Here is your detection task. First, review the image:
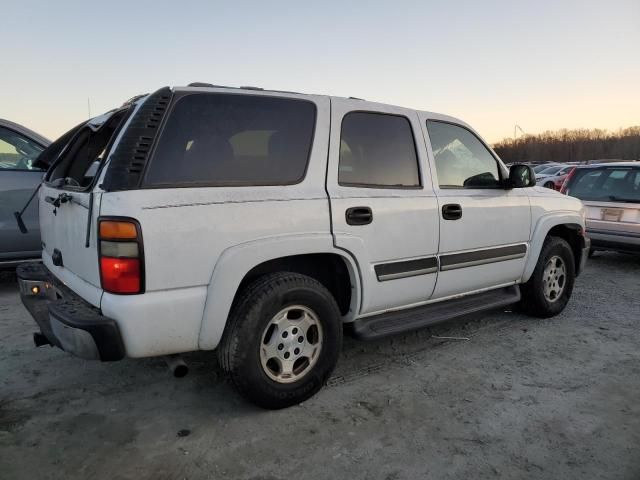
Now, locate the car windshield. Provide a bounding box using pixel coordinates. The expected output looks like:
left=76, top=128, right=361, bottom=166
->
left=533, top=164, right=555, bottom=173
left=538, top=165, right=564, bottom=176
left=567, top=167, right=640, bottom=202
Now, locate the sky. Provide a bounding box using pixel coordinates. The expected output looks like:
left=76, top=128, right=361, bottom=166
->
left=3, top=0, right=639, bottom=144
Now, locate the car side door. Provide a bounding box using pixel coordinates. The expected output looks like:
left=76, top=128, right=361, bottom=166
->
left=327, top=99, right=440, bottom=316
left=0, top=126, right=46, bottom=262
left=419, top=116, right=532, bottom=299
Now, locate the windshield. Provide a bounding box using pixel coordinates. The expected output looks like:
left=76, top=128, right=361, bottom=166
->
left=567, top=167, right=640, bottom=202
left=533, top=164, right=555, bottom=173
left=538, top=165, right=564, bottom=176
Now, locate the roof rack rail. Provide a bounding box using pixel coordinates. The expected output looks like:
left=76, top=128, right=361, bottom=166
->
left=187, top=82, right=228, bottom=88
left=240, top=86, right=263, bottom=91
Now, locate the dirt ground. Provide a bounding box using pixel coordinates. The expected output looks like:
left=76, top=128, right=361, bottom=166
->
left=1, top=252, right=639, bottom=480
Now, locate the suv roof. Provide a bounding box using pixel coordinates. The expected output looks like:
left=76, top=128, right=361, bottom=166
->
left=575, top=161, right=640, bottom=169
left=172, top=83, right=469, bottom=129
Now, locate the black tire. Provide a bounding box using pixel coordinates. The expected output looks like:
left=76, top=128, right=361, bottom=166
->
left=218, top=272, right=342, bottom=409
left=519, top=236, right=576, bottom=318
left=544, top=181, right=555, bottom=189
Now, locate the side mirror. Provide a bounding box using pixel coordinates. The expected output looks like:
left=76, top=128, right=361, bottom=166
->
left=507, top=164, right=536, bottom=188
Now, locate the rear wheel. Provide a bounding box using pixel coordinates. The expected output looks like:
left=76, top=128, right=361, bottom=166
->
left=519, top=236, right=575, bottom=318
left=218, top=272, right=342, bottom=409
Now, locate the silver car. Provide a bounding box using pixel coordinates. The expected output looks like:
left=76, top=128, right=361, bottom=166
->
left=0, top=119, right=50, bottom=267
left=563, top=162, right=640, bottom=254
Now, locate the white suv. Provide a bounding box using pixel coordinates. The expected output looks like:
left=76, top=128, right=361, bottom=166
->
left=18, top=84, right=590, bottom=408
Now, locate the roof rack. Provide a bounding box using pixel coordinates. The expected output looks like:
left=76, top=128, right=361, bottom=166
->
left=188, top=82, right=227, bottom=88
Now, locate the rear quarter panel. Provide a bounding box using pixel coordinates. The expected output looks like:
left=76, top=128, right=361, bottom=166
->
left=98, top=95, right=334, bottom=356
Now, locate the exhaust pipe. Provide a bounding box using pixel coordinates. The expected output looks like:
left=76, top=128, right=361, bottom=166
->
left=164, top=355, right=189, bottom=378
left=33, top=332, right=52, bottom=347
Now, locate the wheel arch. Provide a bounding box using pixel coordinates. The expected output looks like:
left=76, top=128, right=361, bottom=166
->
left=522, top=213, right=587, bottom=282
left=198, top=234, right=361, bottom=350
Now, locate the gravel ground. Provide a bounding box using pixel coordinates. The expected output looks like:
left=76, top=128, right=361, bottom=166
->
left=1, top=252, right=639, bottom=480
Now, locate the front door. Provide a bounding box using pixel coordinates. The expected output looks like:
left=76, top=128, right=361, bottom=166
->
left=327, top=99, right=440, bottom=316
left=0, top=126, right=46, bottom=261
left=420, top=117, right=531, bottom=299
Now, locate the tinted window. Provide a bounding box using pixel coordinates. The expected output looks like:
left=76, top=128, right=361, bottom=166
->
left=0, top=127, right=45, bottom=171
left=338, top=112, right=420, bottom=188
left=568, top=167, right=640, bottom=202
left=144, top=94, right=316, bottom=186
left=427, top=121, right=501, bottom=188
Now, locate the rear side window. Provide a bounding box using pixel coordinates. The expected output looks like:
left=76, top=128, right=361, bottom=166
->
left=338, top=112, right=420, bottom=188
left=568, top=167, right=640, bottom=202
left=144, top=94, right=316, bottom=187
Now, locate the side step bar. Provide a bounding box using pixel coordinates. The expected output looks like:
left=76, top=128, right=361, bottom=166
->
left=352, top=285, right=521, bottom=340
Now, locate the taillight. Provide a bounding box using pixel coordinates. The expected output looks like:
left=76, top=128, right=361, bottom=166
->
left=560, top=167, right=576, bottom=194
left=98, top=218, right=144, bottom=294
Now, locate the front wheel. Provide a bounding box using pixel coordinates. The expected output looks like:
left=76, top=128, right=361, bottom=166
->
left=519, top=236, right=576, bottom=318
left=544, top=181, right=555, bottom=189
left=218, top=272, right=342, bottom=409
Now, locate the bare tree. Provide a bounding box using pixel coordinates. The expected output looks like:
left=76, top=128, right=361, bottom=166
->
left=493, top=126, right=640, bottom=164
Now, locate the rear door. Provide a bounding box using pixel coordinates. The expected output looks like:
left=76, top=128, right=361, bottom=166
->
left=0, top=125, right=47, bottom=261
left=420, top=116, right=531, bottom=299
left=39, top=108, right=131, bottom=306
left=327, top=99, right=439, bottom=316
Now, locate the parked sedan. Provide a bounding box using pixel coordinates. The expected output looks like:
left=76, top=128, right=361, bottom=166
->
left=562, top=162, right=640, bottom=254
left=532, top=163, right=560, bottom=174
left=536, top=164, right=574, bottom=189
left=0, top=119, right=50, bottom=268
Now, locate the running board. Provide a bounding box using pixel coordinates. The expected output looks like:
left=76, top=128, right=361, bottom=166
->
left=351, top=285, right=521, bottom=340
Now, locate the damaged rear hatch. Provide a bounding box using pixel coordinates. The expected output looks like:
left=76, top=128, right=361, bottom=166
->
left=38, top=102, right=138, bottom=306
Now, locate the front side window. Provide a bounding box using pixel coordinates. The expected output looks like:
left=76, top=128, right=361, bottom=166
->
left=338, top=112, right=420, bottom=188
left=427, top=121, right=501, bottom=188
left=144, top=94, right=316, bottom=186
left=0, top=127, right=45, bottom=171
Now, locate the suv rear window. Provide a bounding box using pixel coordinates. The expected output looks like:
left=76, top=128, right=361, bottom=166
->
left=567, top=167, right=640, bottom=202
left=144, top=93, right=316, bottom=187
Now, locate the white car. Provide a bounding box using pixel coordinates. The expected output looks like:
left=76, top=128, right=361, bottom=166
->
left=18, top=84, right=590, bottom=408
left=536, top=165, right=575, bottom=189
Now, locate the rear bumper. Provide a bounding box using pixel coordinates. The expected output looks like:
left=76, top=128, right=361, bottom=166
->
left=17, top=263, right=125, bottom=361
left=587, top=229, right=640, bottom=253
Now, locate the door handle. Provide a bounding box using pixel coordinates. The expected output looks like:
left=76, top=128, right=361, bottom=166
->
left=346, top=206, right=373, bottom=226
left=442, top=203, right=462, bottom=220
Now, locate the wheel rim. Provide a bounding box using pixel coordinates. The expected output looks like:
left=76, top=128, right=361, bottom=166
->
left=259, top=305, right=323, bottom=384
left=542, top=255, right=567, bottom=302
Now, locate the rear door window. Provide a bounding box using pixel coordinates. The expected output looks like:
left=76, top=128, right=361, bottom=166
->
left=143, top=93, right=316, bottom=187
left=338, top=112, right=420, bottom=188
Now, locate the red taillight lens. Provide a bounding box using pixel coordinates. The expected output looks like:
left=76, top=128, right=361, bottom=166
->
left=98, top=218, right=143, bottom=294
left=100, top=257, right=141, bottom=294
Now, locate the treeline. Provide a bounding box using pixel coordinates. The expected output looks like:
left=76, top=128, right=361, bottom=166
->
left=493, top=126, right=640, bottom=164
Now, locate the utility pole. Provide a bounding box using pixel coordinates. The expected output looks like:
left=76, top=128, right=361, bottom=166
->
left=87, top=98, right=91, bottom=118
left=514, top=124, right=525, bottom=140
